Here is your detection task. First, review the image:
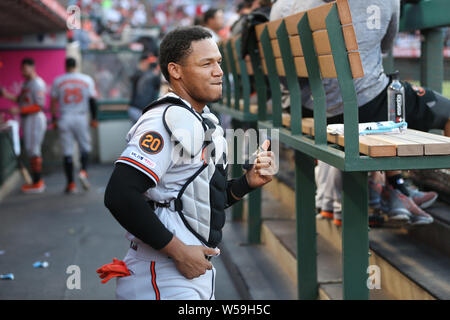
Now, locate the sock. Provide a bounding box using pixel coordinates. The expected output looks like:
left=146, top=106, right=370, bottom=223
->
left=30, top=157, right=42, bottom=184
left=80, top=152, right=89, bottom=172
left=387, top=174, right=410, bottom=196
left=64, top=156, right=74, bottom=184
left=32, top=172, right=41, bottom=184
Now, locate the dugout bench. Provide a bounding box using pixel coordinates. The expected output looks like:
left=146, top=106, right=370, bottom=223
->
left=211, top=0, right=450, bottom=300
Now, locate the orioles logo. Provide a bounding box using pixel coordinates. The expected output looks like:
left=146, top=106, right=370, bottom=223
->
left=139, top=131, right=164, bottom=154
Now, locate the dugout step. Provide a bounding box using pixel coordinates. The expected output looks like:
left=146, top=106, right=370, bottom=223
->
left=219, top=213, right=297, bottom=300
left=260, top=182, right=450, bottom=299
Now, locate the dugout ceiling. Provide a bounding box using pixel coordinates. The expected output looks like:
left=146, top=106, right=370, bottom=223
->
left=0, top=0, right=68, bottom=37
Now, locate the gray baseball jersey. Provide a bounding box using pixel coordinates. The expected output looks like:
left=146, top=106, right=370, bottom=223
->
left=51, top=72, right=96, bottom=155
left=18, top=77, right=47, bottom=157
left=18, top=76, right=46, bottom=109
left=51, top=72, right=96, bottom=115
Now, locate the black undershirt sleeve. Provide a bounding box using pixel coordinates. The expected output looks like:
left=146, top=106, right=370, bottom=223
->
left=104, top=163, right=173, bottom=250
left=225, top=174, right=255, bottom=208
left=89, top=97, right=98, bottom=120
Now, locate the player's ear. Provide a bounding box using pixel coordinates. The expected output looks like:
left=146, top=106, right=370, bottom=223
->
left=167, top=62, right=182, bottom=81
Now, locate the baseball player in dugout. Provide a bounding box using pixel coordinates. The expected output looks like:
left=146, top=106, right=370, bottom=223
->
left=1, top=58, right=47, bottom=193
left=51, top=57, right=98, bottom=194
left=99, top=26, right=277, bottom=300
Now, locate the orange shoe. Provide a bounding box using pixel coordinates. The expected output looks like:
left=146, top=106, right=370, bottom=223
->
left=65, top=182, right=77, bottom=194
left=21, top=180, right=45, bottom=194
left=333, top=212, right=342, bottom=227
left=320, top=210, right=334, bottom=219
left=78, top=170, right=90, bottom=190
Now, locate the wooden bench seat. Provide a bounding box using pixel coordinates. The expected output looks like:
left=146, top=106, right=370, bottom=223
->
left=281, top=114, right=450, bottom=157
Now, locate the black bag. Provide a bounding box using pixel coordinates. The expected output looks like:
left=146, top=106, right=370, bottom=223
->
left=240, top=7, right=270, bottom=59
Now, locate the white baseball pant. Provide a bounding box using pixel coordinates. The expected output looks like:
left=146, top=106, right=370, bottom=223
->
left=58, top=113, right=92, bottom=156
left=23, top=111, right=46, bottom=157
left=116, top=242, right=216, bottom=300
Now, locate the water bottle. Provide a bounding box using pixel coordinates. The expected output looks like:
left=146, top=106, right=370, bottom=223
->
left=387, top=71, right=406, bottom=124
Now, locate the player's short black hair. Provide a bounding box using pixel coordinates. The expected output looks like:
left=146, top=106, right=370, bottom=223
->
left=159, top=26, right=212, bottom=82
left=203, top=8, right=220, bottom=25
left=21, top=58, right=35, bottom=66
left=66, top=57, right=77, bottom=69
left=238, top=0, right=253, bottom=11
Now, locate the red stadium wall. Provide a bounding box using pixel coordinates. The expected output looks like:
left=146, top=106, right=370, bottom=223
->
left=0, top=49, right=66, bottom=122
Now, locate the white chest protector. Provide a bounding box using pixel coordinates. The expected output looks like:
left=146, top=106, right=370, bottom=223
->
left=142, top=96, right=228, bottom=248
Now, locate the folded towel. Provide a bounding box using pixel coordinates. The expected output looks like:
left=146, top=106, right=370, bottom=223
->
left=327, top=121, right=407, bottom=136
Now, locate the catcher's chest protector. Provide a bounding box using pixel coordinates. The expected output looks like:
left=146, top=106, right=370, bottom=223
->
left=143, top=96, right=228, bottom=247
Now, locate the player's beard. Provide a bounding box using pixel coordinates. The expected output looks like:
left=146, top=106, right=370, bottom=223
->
left=191, top=89, right=222, bottom=105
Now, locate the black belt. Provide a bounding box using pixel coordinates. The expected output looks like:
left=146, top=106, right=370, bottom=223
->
left=148, top=199, right=182, bottom=211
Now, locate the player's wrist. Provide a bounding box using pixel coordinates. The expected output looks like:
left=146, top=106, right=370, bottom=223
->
left=160, top=234, right=185, bottom=261
left=231, top=174, right=255, bottom=199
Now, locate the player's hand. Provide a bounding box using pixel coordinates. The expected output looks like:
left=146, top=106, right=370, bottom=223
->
left=90, top=119, right=98, bottom=128
left=245, top=139, right=277, bottom=189
left=9, top=107, right=20, bottom=115
left=172, top=245, right=218, bottom=279
left=160, top=236, right=218, bottom=279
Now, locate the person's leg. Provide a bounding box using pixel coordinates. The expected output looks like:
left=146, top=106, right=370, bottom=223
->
left=63, top=156, right=74, bottom=184
left=59, top=117, right=77, bottom=192
left=74, top=114, right=92, bottom=190
left=116, top=245, right=214, bottom=300
left=315, top=161, right=333, bottom=219
left=22, top=113, right=46, bottom=193
left=328, top=166, right=343, bottom=227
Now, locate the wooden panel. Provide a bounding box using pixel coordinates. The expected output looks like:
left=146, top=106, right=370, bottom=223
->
left=307, top=0, right=352, bottom=31
left=261, top=58, right=268, bottom=75
left=335, top=135, right=397, bottom=157
left=342, top=24, right=358, bottom=51
left=294, top=56, right=308, bottom=77
left=258, top=42, right=264, bottom=59
left=289, top=35, right=303, bottom=56
left=312, top=27, right=358, bottom=55
left=318, top=54, right=337, bottom=78
left=282, top=112, right=290, bottom=128
left=302, top=117, right=315, bottom=135
left=283, top=115, right=396, bottom=157
left=234, top=57, right=241, bottom=74
left=318, top=53, right=364, bottom=79
left=357, top=136, right=397, bottom=157
left=245, top=55, right=254, bottom=75
left=399, top=131, right=450, bottom=155
left=267, top=18, right=283, bottom=39
left=348, top=52, right=364, bottom=78
left=285, top=11, right=305, bottom=35
left=368, top=135, right=423, bottom=156
left=407, top=129, right=450, bottom=143
left=312, top=29, right=331, bottom=55
left=275, top=57, right=285, bottom=76
left=336, top=0, right=353, bottom=25
left=230, top=38, right=241, bottom=74
left=306, top=2, right=334, bottom=31
left=255, top=23, right=267, bottom=40
left=271, top=39, right=281, bottom=58
left=282, top=115, right=314, bottom=135
left=245, top=60, right=253, bottom=75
